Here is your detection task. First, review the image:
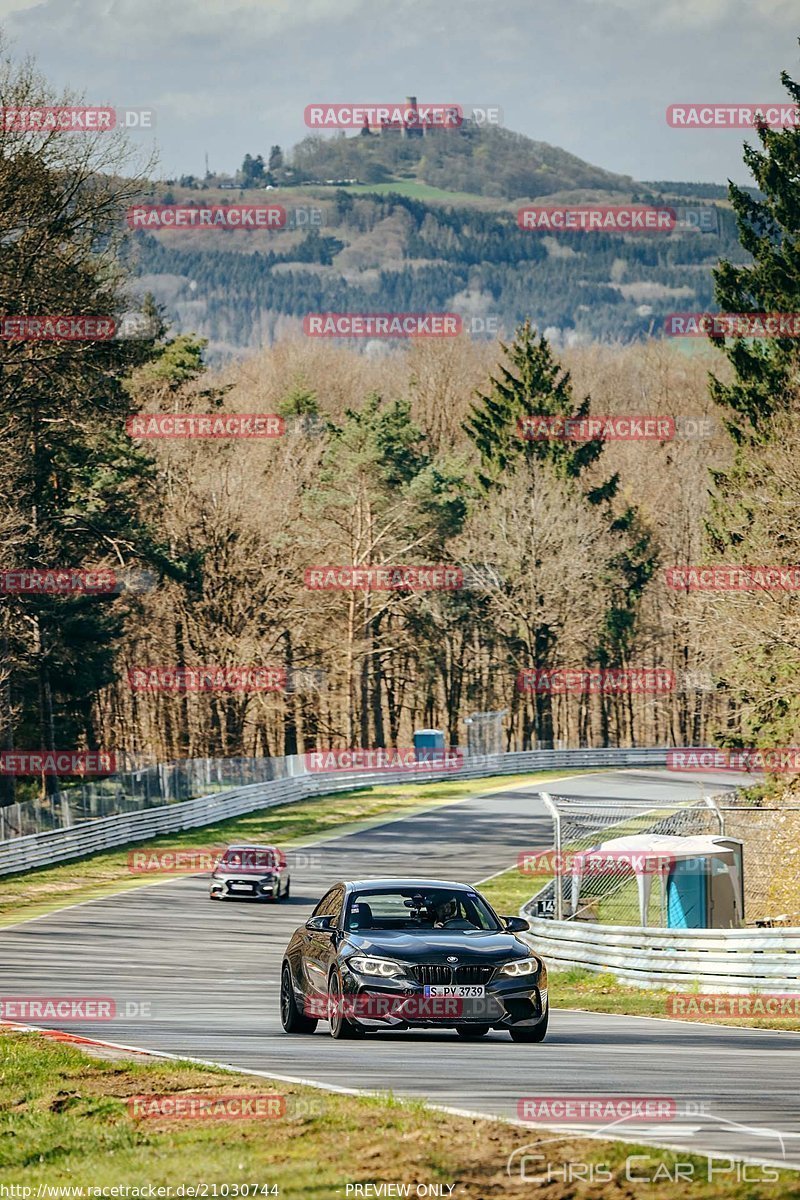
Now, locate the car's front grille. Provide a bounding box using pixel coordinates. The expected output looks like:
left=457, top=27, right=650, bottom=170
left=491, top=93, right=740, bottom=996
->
left=455, top=965, right=495, bottom=985
left=412, top=965, right=451, bottom=986
left=410, top=964, right=495, bottom=986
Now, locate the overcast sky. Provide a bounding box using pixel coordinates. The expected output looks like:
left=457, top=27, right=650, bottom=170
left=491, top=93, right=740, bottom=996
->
left=1, top=0, right=797, bottom=184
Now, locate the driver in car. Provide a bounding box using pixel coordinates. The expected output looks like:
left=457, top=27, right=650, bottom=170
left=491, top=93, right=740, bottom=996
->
left=432, top=896, right=474, bottom=929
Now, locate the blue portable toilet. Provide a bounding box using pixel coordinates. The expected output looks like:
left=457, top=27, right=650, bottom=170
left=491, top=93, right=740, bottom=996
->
left=570, top=833, right=744, bottom=928
left=666, top=838, right=744, bottom=929
left=413, top=728, right=445, bottom=766
left=667, top=858, right=708, bottom=929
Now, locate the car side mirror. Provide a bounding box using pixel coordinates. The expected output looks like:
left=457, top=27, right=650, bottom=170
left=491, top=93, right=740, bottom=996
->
left=503, top=916, right=530, bottom=933
left=306, top=915, right=336, bottom=933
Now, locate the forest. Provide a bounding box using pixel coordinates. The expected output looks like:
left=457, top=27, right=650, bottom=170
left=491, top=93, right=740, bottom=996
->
left=1, top=50, right=800, bottom=802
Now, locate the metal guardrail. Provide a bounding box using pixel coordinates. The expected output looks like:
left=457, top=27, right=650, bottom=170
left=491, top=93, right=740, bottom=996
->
left=520, top=915, right=800, bottom=992
left=0, top=755, right=303, bottom=840
left=4, top=741, right=791, bottom=992
left=0, top=746, right=668, bottom=877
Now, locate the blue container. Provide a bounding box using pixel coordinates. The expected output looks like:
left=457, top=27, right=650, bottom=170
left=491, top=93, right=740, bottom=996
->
left=667, top=859, right=708, bottom=928
left=413, top=728, right=445, bottom=766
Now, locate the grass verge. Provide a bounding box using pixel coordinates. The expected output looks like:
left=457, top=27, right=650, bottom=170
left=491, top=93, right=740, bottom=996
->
left=1, top=1029, right=796, bottom=1198
left=0, top=771, right=579, bottom=928
left=549, top=968, right=800, bottom=1032
left=479, top=863, right=553, bottom=913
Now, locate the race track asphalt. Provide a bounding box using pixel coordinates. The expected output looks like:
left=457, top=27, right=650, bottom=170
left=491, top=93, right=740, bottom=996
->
left=1, top=767, right=798, bottom=1172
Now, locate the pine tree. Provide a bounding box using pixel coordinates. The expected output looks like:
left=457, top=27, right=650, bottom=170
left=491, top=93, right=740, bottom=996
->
left=704, top=61, right=800, bottom=745
left=708, top=65, right=800, bottom=557
left=464, top=320, right=610, bottom=493
left=465, top=321, right=655, bottom=746
left=710, top=66, right=800, bottom=445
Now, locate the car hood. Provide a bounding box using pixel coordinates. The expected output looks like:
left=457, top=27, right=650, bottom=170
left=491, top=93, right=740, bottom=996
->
left=343, top=929, right=534, bottom=963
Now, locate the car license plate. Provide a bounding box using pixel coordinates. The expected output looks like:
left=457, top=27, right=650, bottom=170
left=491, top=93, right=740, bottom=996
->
left=230, top=883, right=253, bottom=891
left=423, top=984, right=485, bottom=998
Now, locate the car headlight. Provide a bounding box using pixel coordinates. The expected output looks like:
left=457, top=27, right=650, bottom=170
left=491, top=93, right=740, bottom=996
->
left=347, top=956, right=406, bottom=978
left=499, top=957, right=540, bottom=978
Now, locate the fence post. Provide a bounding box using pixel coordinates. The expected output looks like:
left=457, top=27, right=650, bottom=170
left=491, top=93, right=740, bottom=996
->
left=540, top=792, right=563, bottom=920
left=704, top=793, right=725, bottom=835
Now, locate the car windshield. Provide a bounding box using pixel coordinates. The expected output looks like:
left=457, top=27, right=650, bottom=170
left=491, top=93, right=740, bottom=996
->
left=221, top=849, right=275, bottom=869
left=345, top=887, right=500, bottom=932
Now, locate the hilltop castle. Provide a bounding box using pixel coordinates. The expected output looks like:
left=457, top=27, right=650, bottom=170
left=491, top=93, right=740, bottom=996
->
left=359, top=96, right=464, bottom=138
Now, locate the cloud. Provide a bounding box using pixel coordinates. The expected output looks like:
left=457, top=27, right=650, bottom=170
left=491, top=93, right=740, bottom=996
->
left=3, top=0, right=369, bottom=45
left=582, top=0, right=799, bottom=27
left=0, top=0, right=797, bottom=182
left=0, top=0, right=41, bottom=16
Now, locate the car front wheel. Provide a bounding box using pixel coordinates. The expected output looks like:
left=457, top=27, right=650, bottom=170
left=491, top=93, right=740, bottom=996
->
left=509, top=1011, right=548, bottom=1042
left=280, top=965, right=318, bottom=1034
left=328, top=968, right=365, bottom=1039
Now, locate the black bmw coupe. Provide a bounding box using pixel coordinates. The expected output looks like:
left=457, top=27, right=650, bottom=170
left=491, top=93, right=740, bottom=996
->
left=280, top=878, right=548, bottom=1041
